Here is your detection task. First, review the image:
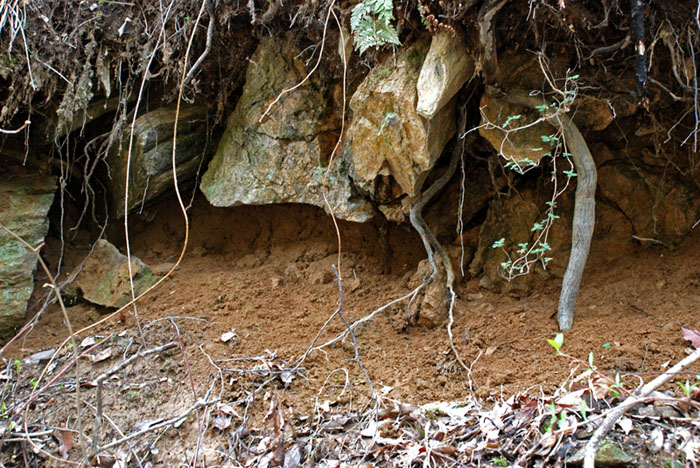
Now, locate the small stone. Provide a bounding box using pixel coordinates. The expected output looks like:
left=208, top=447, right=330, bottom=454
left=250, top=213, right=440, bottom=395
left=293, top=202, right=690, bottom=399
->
left=565, top=440, right=636, bottom=465
left=309, top=270, right=334, bottom=285
left=271, top=275, right=283, bottom=288
left=479, top=275, right=493, bottom=290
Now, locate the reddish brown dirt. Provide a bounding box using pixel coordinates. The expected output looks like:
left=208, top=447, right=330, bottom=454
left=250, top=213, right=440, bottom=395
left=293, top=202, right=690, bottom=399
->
left=15, top=195, right=700, bottom=399
left=4, top=195, right=700, bottom=464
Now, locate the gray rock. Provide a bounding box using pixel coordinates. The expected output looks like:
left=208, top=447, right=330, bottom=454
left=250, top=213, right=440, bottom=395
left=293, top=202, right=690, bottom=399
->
left=200, top=35, right=372, bottom=222
left=106, top=104, right=210, bottom=217
left=0, top=173, right=56, bottom=334
left=72, top=239, right=157, bottom=308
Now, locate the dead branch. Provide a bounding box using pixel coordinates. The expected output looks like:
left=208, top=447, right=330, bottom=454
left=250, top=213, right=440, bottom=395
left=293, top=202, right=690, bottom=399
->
left=583, top=346, right=700, bottom=468
left=0, top=222, right=85, bottom=462
left=89, top=398, right=219, bottom=460
left=92, top=342, right=178, bottom=454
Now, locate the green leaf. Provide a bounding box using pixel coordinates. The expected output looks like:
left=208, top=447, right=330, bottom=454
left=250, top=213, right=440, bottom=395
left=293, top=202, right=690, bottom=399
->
left=491, top=238, right=505, bottom=248
left=547, top=333, right=564, bottom=353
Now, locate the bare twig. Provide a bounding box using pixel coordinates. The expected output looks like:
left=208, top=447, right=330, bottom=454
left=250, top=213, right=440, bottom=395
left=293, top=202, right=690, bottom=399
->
left=0, top=223, right=85, bottom=464
left=90, top=398, right=219, bottom=459
left=583, top=346, right=700, bottom=468
left=92, top=342, right=177, bottom=454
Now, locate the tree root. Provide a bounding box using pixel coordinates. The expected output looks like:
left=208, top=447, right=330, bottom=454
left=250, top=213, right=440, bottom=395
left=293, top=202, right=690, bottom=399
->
left=408, top=105, right=466, bottom=323
left=408, top=104, right=468, bottom=371
left=496, top=89, right=597, bottom=332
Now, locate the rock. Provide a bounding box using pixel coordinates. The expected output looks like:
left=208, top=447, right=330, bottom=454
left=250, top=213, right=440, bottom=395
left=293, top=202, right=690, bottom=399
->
left=0, top=173, right=56, bottom=334
left=479, top=94, right=552, bottom=166
left=469, top=187, right=634, bottom=289
left=309, top=269, right=334, bottom=285
left=107, top=104, right=210, bottom=217
left=469, top=193, right=541, bottom=288
left=566, top=440, right=636, bottom=466
left=345, top=38, right=456, bottom=210
left=572, top=96, right=615, bottom=131
left=72, top=239, right=158, bottom=308
left=598, top=162, right=700, bottom=246
left=416, top=28, right=474, bottom=119
left=200, top=35, right=372, bottom=223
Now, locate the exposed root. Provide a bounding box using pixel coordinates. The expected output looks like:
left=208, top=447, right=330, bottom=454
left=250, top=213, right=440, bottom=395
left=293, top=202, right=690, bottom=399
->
left=496, top=89, right=597, bottom=332
left=408, top=104, right=466, bottom=324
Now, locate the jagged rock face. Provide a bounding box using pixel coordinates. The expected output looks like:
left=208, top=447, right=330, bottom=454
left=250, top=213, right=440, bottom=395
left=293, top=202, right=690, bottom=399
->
left=200, top=36, right=373, bottom=223
left=107, top=104, right=210, bottom=217
left=72, top=239, right=157, bottom=308
left=0, top=173, right=56, bottom=333
left=599, top=163, right=700, bottom=245
left=416, top=29, right=474, bottom=119
left=478, top=94, right=552, bottom=166
left=345, top=38, right=456, bottom=220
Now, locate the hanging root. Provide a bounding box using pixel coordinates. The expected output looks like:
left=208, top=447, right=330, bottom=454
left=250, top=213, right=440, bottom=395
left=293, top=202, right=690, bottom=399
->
left=408, top=104, right=467, bottom=324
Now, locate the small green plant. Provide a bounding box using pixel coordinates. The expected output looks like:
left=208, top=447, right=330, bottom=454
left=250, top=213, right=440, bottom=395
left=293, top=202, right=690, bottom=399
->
left=492, top=456, right=509, bottom=467
left=13, top=359, right=21, bottom=374
left=351, top=0, right=400, bottom=54
left=486, top=72, right=581, bottom=281
left=543, top=402, right=567, bottom=433
left=1, top=402, right=7, bottom=418
left=609, top=372, right=626, bottom=398
left=676, top=379, right=698, bottom=398
left=577, top=400, right=589, bottom=421
left=547, top=333, right=564, bottom=354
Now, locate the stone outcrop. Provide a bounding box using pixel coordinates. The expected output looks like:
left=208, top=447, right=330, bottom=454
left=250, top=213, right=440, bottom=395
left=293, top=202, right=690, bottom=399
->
left=468, top=187, right=634, bottom=290
left=478, top=94, right=552, bottom=166
left=72, top=239, right=157, bottom=308
left=107, top=104, right=210, bottom=217
left=200, top=35, right=373, bottom=222
left=0, top=172, right=56, bottom=333
left=416, top=29, right=474, bottom=119
left=345, top=38, right=456, bottom=220
left=598, top=163, right=700, bottom=245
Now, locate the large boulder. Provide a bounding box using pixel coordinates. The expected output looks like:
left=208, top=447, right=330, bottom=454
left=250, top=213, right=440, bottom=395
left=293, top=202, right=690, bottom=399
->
left=345, top=38, right=456, bottom=220
left=200, top=35, right=372, bottom=222
left=107, top=104, right=210, bottom=217
left=72, top=239, right=157, bottom=308
left=0, top=172, right=56, bottom=333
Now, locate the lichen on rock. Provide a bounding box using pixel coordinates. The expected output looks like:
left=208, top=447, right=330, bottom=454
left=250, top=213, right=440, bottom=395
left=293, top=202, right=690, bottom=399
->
left=0, top=173, right=56, bottom=334
left=200, top=35, right=373, bottom=223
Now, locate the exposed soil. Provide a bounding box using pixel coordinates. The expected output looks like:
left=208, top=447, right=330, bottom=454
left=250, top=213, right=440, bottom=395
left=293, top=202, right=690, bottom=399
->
left=4, top=195, right=700, bottom=466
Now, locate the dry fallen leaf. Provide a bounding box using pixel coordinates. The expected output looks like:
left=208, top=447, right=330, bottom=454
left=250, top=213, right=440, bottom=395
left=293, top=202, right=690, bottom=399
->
left=58, top=428, right=72, bottom=459
left=681, top=327, right=700, bottom=349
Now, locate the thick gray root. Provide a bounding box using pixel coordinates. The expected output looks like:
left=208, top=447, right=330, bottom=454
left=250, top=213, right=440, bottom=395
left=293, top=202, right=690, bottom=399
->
left=557, top=119, right=597, bottom=331
left=495, top=89, right=598, bottom=332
